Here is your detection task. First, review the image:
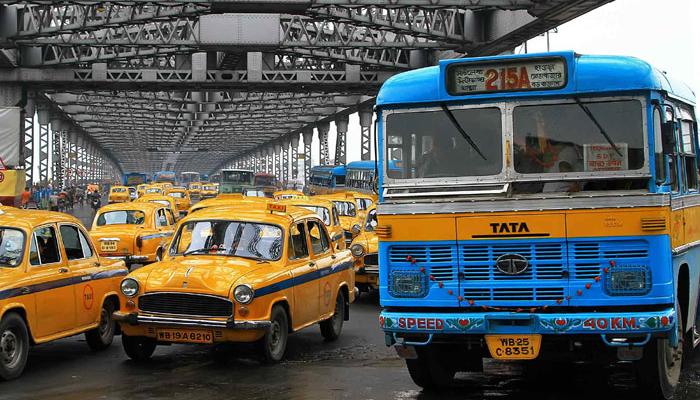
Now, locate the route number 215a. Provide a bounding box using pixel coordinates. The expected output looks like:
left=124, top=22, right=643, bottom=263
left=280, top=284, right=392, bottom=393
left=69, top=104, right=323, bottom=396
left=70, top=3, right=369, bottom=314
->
left=485, top=67, right=532, bottom=91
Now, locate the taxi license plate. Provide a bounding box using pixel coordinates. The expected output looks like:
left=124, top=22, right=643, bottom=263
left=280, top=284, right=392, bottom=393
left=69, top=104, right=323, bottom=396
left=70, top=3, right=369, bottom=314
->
left=485, top=334, right=541, bottom=360
left=100, top=241, right=118, bottom=252
left=156, top=329, right=213, bottom=344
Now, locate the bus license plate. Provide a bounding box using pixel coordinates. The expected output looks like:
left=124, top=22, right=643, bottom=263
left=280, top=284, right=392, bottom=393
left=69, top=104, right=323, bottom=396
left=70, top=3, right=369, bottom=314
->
left=157, top=329, right=213, bottom=344
left=485, top=334, right=541, bottom=360
left=100, top=241, right=118, bottom=252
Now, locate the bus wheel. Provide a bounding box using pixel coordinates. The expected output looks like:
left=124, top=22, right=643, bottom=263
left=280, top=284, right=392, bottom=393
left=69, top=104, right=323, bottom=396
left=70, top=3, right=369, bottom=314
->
left=405, top=346, right=455, bottom=389
left=637, top=302, right=684, bottom=400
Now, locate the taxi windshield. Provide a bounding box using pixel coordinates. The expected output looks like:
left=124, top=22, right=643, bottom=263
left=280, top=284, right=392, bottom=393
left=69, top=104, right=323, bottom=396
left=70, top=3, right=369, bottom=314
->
left=333, top=201, right=356, bottom=217
left=169, top=192, right=186, bottom=198
left=299, top=206, right=331, bottom=225
left=111, top=187, right=127, bottom=193
left=171, top=220, right=283, bottom=261
left=150, top=200, right=170, bottom=207
left=145, top=188, right=162, bottom=193
left=97, top=210, right=146, bottom=226
left=0, top=228, right=25, bottom=268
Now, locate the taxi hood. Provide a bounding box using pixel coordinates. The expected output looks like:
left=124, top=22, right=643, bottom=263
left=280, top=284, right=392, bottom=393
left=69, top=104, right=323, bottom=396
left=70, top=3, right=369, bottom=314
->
left=141, top=257, right=266, bottom=297
left=91, top=224, right=145, bottom=237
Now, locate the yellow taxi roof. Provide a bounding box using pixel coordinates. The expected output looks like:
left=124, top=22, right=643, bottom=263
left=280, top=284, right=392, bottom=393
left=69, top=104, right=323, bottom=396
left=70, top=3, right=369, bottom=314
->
left=315, top=193, right=357, bottom=202
left=278, top=197, right=334, bottom=209
left=166, top=188, right=188, bottom=193
left=0, top=208, right=84, bottom=231
left=110, top=185, right=128, bottom=190
left=99, top=202, right=163, bottom=212
left=182, top=204, right=316, bottom=225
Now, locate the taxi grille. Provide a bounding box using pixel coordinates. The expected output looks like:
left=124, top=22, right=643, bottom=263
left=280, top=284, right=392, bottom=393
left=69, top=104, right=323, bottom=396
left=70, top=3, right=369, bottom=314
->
left=139, top=293, right=233, bottom=317
left=364, top=253, right=378, bottom=266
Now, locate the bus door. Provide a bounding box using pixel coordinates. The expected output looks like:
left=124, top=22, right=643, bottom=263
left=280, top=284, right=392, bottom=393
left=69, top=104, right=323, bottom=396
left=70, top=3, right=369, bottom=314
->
left=456, top=214, right=570, bottom=310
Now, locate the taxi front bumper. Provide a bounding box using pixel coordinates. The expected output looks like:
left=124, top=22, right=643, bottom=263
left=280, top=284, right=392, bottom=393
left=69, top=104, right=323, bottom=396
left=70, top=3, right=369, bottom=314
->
left=113, top=311, right=271, bottom=330
left=380, top=307, right=677, bottom=346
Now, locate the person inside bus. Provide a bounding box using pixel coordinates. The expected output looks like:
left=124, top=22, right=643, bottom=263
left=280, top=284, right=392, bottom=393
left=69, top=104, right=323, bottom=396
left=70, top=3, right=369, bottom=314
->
left=542, top=161, right=582, bottom=193
left=419, top=135, right=459, bottom=177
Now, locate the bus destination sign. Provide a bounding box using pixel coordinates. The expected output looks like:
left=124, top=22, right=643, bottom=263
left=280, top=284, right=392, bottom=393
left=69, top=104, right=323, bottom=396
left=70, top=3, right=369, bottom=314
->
left=447, top=58, right=567, bottom=95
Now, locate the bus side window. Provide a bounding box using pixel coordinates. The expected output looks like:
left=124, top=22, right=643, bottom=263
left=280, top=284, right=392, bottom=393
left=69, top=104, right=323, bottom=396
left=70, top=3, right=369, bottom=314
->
left=679, top=106, right=698, bottom=191
left=663, top=104, right=679, bottom=192
left=653, top=107, right=666, bottom=184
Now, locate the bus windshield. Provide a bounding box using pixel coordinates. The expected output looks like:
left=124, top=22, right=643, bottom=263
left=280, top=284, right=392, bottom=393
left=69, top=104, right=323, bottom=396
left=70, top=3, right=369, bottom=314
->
left=385, top=107, right=503, bottom=179
left=255, top=175, right=276, bottom=186
left=223, top=171, right=253, bottom=184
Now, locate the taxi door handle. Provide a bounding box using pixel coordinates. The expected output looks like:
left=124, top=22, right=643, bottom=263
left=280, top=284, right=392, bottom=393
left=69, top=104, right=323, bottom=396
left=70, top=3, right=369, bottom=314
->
left=20, top=287, right=30, bottom=295
left=92, top=262, right=101, bottom=268
left=58, top=267, right=69, bottom=274
left=308, top=262, right=316, bottom=267
left=331, top=254, right=336, bottom=260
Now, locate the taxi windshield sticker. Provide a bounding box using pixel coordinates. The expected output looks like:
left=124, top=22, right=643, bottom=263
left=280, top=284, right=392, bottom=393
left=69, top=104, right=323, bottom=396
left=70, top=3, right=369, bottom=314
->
left=447, top=57, right=566, bottom=95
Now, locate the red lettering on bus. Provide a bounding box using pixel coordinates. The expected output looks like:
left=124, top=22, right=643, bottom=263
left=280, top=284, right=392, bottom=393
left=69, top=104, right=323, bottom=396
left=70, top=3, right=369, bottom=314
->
left=485, top=69, right=498, bottom=90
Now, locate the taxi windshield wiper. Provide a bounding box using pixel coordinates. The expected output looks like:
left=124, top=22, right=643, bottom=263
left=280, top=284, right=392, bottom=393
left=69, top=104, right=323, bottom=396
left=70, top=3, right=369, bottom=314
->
left=182, top=248, right=213, bottom=256
left=575, top=98, right=622, bottom=156
left=440, top=103, right=487, bottom=161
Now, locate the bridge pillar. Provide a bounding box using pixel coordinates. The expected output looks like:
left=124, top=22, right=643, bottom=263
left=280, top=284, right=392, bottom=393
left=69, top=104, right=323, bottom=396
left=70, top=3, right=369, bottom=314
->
left=68, top=130, right=78, bottom=188
left=281, top=137, right=290, bottom=187
left=359, top=107, right=373, bottom=161
left=334, top=115, right=348, bottom=165
left=23, top=96, right=35, bottom=185
left=50, top=116, right=65, bottom=188
left=274, top=142, right=282, bottom=182
left=317, top=121, right=330, bottom=165
left=36, top=103, right=50, bottom=184
left=302, top=128, right=313, bottom=186
left=267, top=146, right=275, bottom=175
left=290, top=133, right=300, bottom=181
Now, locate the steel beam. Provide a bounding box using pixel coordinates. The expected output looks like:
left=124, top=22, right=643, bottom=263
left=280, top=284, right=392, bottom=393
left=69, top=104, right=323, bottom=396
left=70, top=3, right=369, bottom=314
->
left=358, top=107, right=372, bottom=161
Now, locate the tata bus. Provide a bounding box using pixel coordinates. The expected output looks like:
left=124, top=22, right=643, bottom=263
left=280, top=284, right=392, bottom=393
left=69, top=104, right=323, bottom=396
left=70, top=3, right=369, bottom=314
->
left=308, top=165, right=346, bottom=195
left=219, top=168, right=254, bottom=194
left=122, top=172, right=148, bottom=187
left=254, top=172, right=278, bottom=197
left=375, top=51, right=698, bottom=399
left=153, top=171, right=176, bottom=185
left=180, top=171, right=201, bottom=186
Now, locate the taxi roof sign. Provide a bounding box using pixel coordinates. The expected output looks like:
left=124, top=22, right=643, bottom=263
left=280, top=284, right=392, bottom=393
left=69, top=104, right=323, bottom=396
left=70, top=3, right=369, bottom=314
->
left=267, top=203, right=287, bottom=213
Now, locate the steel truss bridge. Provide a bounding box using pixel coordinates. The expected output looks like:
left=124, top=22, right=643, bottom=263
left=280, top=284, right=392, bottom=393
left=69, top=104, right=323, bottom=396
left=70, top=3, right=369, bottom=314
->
left=0, top=0, right=612, bottom=186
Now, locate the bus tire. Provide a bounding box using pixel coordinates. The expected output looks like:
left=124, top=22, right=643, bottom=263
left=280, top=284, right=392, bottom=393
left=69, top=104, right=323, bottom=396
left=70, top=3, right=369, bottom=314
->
left=636, top=301, right=684, bottom=400
left=0, top=312, right=29, bottom=381
left=406, top=346, right=455, bottom=389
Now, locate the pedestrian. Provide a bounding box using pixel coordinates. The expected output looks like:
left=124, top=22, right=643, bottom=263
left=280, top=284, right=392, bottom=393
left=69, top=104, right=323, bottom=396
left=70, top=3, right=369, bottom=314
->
left=20, top=187, right=31, bottom=209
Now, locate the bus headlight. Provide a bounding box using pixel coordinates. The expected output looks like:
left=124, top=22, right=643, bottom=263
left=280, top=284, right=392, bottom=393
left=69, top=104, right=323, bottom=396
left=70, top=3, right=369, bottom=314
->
left=234, top=284, right=254, bottom=304
left=604, top=265, right=651, bottom=296
left=120, top=278, right=139, bottom=297
left=389, top=271, right=428, bottom=298
left=350, top=244, right=365, bottom=258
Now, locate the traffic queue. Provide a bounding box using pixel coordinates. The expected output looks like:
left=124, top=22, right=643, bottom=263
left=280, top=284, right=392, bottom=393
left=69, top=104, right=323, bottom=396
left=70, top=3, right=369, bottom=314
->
left=0, top=186, right=377, bottom=380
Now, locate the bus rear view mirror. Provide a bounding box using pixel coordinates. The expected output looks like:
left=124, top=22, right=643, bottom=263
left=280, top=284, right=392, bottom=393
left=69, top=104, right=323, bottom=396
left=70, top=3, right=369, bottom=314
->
left=661, top=121, right=676, bottom=154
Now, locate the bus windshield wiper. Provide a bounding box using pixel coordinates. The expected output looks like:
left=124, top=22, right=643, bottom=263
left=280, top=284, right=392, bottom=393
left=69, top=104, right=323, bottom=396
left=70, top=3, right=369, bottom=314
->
left=440, top=103, right=487, bottom=161
left=574, top=98, right=622, bottom=156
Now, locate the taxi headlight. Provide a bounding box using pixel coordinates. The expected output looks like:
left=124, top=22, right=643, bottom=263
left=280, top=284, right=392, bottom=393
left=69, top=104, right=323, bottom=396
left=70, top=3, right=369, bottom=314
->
left=120, top=278, right=139, bottom=297
left=234, top=284, right=254, bottom=304
left=350, top=244, right=365, bottom=258
left=351, top=224, right=361, bottom=235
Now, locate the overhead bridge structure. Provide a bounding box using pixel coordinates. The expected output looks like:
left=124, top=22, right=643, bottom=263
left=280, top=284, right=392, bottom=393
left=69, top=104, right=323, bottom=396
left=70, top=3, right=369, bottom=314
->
left=0, top=0, right=612, bottom=187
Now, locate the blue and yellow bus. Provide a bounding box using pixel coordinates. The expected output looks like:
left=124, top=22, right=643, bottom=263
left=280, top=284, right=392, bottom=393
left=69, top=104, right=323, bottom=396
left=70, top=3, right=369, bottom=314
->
left=122, top=172, right=148, bottom=187
left=153, top=171, right=176, bottom=185
left=308, top=165, right=346, bottom=194
left=375, top=51, right=698, bottom=398
left=346, top=161, right=376, bottom=193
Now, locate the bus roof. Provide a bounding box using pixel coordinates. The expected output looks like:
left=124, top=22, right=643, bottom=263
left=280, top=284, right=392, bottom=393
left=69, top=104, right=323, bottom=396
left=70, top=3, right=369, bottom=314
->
left=311, top=165, right=346, bottom=176
left=377, top=51, right=695, bottom=107
left=346, top=160, right=375, bottom=170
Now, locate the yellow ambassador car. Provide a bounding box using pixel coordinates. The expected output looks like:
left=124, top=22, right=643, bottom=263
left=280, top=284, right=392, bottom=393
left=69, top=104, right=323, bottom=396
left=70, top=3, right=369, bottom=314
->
left=200, top=183, right=218, bottom=199
left=0, top=208, right=127, bottom=380
left=135, top=194, right=178, bottom=219
left=346, top=191, right=376, bottom=222
left=273, top=190, right=305, bottom=200
left=278, top=197, right=345, bottom=251
left=188, top=195, right=270, bottom=214
left=143, top=185, right=165, bottom=196
left=108, top=186, right=131, bottom=204
left=166, top=187, right=191, bottom=218
left=136, top=184, right=149, bottom=198
left=188, top=182, right=202, bottom=199
left=90, top=202, right=177, bottom=268
left=113, top=203, right=355, bottom=363
left=348, top=206, right=378, bottom=293
left=315, top=193, right=363, bottom=247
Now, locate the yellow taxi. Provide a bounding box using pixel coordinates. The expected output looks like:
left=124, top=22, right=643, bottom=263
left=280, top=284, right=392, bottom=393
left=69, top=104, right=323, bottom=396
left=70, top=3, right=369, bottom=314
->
left=113, top=203, right=355, bottom=362
left=348, top=205, right=378, bottom=293
left=188, top=182, right=202, bottom=198
left=108, top=186, right=131, bottom=204
left=278, top=197, right=345, bottom=250
left=143, top=185, right=165, bottom=196
left=90, top=202, right=176, bottom=268
left=273, top=190, right=305, bottom=200
left=188, top=195, right=270, bottom=214
left=200, top=183, right=218, bottom=199
left=0, top=207, right=127, bottom=380
left=166, top=187, right=191, bottom=217
left=346, top=191, right=377, bottom=221
left=315, top=193, right=363, bottom=247
left=135, top=194, right=178, bottom=218
left=136, top=184, right=149, bottom=198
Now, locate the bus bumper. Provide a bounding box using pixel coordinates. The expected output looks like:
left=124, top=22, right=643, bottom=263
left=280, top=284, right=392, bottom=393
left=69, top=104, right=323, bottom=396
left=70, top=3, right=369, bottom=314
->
left=380, top=307, right=677, bottom=348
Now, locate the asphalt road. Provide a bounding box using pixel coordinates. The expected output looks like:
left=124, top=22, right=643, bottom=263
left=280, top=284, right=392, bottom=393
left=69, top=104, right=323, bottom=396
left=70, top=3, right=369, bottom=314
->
left=2, top=204, right=696, bottom=400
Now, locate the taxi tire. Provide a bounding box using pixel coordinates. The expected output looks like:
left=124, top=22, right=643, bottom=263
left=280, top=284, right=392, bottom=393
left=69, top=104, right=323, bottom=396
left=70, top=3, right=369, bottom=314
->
left=320, top=290, right=345, bottom=341
left=0, top=313, right=29, bottom=381
left=636, top=300, right=684, bottom=400
left=122, top=333, right=157, bottom=361
left=260, top=305, right=288, bottom=364
left=85, top=301, right=116, bottom=351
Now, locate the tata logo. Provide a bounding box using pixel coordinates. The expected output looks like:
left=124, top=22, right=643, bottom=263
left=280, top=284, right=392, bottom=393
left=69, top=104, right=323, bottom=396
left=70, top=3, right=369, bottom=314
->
left=490, top=222, right=530, bottom=234
left=495, top=254, right=529, bottom=275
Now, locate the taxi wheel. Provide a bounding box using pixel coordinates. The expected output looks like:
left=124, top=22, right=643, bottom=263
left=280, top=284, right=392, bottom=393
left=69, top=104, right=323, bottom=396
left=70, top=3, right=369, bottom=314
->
left=0, top=313, right=29, bottom=381
left=260, top=305, right=288, bottom=364
left=636, top=301, right=684, bottom=400
left=86, top=301, right=116, bottom=351
left=320, top=290, right=345, bottom=341
left=122, top=333, right=156, bottom=361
